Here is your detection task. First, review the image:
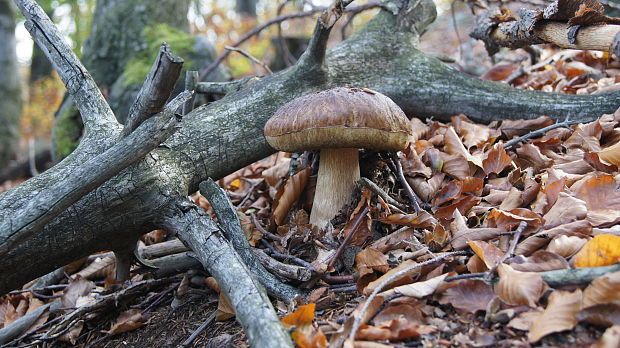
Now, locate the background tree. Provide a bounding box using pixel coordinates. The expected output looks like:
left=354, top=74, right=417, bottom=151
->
left=0, top=0, right=22, bottom=170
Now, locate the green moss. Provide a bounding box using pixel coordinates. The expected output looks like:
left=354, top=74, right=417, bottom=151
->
left=53, top=103, right=82, bottom=160
left=123, top=24, right=195, bottom=85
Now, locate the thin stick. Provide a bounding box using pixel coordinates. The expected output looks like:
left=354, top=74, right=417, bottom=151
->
left=199, top=1, right=381, bottom=79
left=225, top=46, right=273, bottom=75
left=358, top=177, right=407, bottom=211
left=348, top=251, right=466, bottom=341
left=389, top=155, right=422, bottom=213
left=252, top=213, right=282, bottom=242
left=179, top=312, right=216, bottom=347
left=327, top=206, right=370, bottom=269
left=484, top=221, right=526, bottom=282
left=504, top=118, right=587, bottom=149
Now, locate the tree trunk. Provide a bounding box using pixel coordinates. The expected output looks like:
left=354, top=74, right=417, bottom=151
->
left=0, top=0, right=22, bottom=169
left=3, top=0, right=620, bottom=303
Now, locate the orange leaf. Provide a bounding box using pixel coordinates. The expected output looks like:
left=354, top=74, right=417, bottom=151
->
left=282, top=303, right=315, bottom=328
left=574, top=235, right=620, bottom=268
left=599, top=140, right=620, bottom=166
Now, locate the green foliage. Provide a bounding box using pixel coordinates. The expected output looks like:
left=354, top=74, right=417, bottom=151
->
left=123, top=24, right=195, bottom=85
left=228, top=38, right=271, bottom=76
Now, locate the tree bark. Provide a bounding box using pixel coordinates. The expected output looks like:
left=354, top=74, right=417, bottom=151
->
left=3, top=0, right=620, bottom=298
left=0, top=0, right=22, bottom=169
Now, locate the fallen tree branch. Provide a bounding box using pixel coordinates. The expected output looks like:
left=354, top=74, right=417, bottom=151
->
left=162, top=199, right=293, bottom=348
left=122, top=43, right=185, bottom=137
left=200, top=178, right=304, bottom=302
left=0, top=92, right=191, bottom=257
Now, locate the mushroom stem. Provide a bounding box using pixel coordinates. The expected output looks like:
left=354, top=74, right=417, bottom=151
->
left=310, top=148, right=360, bottom=228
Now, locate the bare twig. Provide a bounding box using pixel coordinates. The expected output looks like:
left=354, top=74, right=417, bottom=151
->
left=199, top=1, right=381, bottom=79
left=389, top=155, right=422, bottom=213
left=251, top=213, right=282, bottom=242
left=179, top=313, right=216, bottom=348
left=484, top=221, right=526, bottom=282
left=503, top=118, right=587, bottom=149
left=348, top=251, right=467, bottom=341
left=225, top=45, right=273, bottom=75
left=327, top=206, right=370, bottom=269
left=358, top=177, right=407, bottom=211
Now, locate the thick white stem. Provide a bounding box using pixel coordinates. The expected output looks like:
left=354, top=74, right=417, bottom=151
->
left=309, top=148, right=360, bottom=228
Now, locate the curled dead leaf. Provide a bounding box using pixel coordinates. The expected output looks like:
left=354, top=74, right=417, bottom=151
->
left=495, top=264, right=544, bottom=307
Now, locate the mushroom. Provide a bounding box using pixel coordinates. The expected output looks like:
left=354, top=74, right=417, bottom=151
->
left=264, top=87, right=412, bottom=228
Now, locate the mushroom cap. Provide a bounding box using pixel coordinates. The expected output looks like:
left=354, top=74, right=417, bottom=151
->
left=264, top=87, right=412, bottom=152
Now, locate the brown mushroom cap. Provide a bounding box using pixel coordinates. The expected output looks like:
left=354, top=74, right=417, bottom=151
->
left=264, top=87, right=412, bottom=152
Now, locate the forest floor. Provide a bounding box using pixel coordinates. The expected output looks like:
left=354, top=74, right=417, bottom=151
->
left=4, top=7, right=620, bottom=347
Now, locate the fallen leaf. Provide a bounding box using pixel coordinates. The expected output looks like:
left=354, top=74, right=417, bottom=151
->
left=495, top=264, right=544, bottom=307
left=515, top=220, right=592, bottom=255
left=272, top=168, right=311, bottom=225
left=509, top=250, right=570, bottom=272
left=103, top=309, right=150, bottom=335
left=542, top=192, right=587, bottom=228
left=546, top=235, right=587, bottom=258
left=483, top=143, right=513, bottom=175
left=356, top=318, right=434, bottom=341
left=468, top=241, right=504, bottom=269
left=379, top=211, right=436, bottom=229
left=528, top=290, right=583, bottom=343
left=438, top=279, right=495, bottom=314
left=583, top=270, right=620, bottom=307
left=574, top=234, right=620, bottom=268
left=61, top=277, right=95, bottom=308
left=577, top=304, right=620, bottom=327
left=363, top=260, right=420, bottom=296
left=381, top=273, right=453, bottom=298
left=450, top=209, right=503, bottom=250
left=282, top=303, right=316, bottom=328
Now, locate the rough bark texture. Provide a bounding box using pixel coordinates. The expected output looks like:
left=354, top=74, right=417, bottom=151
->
left=2, top=0, right=620, bottom=295
left=0, top=0, right=22, bottom=169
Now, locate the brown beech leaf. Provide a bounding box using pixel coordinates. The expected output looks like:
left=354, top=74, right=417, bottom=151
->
left=434, top=177, right=483, bottom=206
left=379, top=211, right=436, bottom=229
left=577, top=304, right=620, bottom=327
left=546, top=235, right=587, bottom=258
left=585, top=152, right=618, bottom=172
left=572, top=173, right=620, bottom=227
left=509, top=250, right=570, bottom=272
left=272, top=168, right=311, bottom=225
left=468, top=241, right=504, bottom=269
left=583, top=270, right=620, bottom=307
left=439, top=279, right=495, bottom=314
left=599, top=140, right=620, bottom=166
left=528, top=290, right=583, bottom=343
left=508, top=310, right=542, bottom=331
left=363, top=260, right=420, bottom=296
left=450, top=209, right=503, bottom=250
left=342, top=189, right=373, bottom=246
left=216, top=292, right=235, bottom=321
left=381, top=273, right=453, bottom=298
left=103, top=309, right=150, bottom=335
left=542, top=192, right=587, bottom=228
left=369, top=228, right=417, bottom=253
left=61, top=277, right=95, bottom=308
left=400, top=148, right=432, bottom=178
left=496, top=116, right=553, bottom=139
left=495, top=264, right=544, bottom=307
left=356, top=248, right=389, bottom=293
left=515, top=144, right=553, bottom=173
left=435, top=195, right=481, bottom=220
left=483, top=143, right=512, bottom=175
left=515, top=220, right=592, bottom=256
left=356, top=318, right=434, bottom=341
left=574, top=235, right=620, bottom=268
left=481, top=62, right=517, bottom=82
left=486, top=208, right=543, bottom=232
left=374, top=301, right=425, bottom=324
left=441, top=153, right=471, bottom=181
left=452, top=114, right=499, bottom=148
left=72, top=255, right=115, bottom=280
left=58, top=320, right=84, bottom=345
left=592, top=325, right=620, bottom=348
left=282, top=303, right=315, bottom=328
left=262, top=156, right=291, bottom=187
